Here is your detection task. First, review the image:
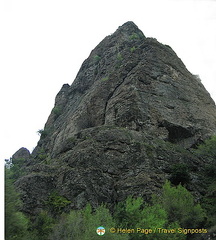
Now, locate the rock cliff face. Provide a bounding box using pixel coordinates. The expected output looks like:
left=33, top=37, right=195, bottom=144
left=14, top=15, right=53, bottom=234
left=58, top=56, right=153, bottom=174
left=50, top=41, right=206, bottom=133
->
left=14, top=22, right=216, bottom=215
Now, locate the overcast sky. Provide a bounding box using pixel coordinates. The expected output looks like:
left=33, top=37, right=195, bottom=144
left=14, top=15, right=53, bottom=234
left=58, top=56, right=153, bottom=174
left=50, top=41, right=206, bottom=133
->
left=1, top=0, right=216, bottom=162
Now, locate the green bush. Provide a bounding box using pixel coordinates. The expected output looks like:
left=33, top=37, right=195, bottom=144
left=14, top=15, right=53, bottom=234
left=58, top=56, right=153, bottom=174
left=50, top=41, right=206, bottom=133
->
left=101, top=76, right=109, bottom=82
left=115, top=53, right=123, bottom=68
left=5, top=168, right=30, bottom=240
left=204, top=164, right=216, bottom=179
left=114, top=181, right=206, bottom=239
left=140, top=205, right=184, bottom=240
left=195, top=136, right=216, bottom=226
left=114, top=196, right=143, bottom=228
left=45, top=191, right=71, bottom=215
left=201, top=181, right=216, bottom=226
left=6, top=158, right=26, bottom=180
left=130, top=46, right=136, bottom=52
left=50, top=204, right=128, bottom=240
left=129, top=33, right=139, bottom=40
left=37, top=129, right=49, bottom=139
left=117, top=53, right=123, bottom=61
left=114, top=195, right=185, bottom=240
left=196, top=136, right=216, bottom=159
left=52, top=106, right=62, bottom=119
left=162, top=181, right=206, bottom=228
left=169, top=163, right=190, bottom=186
left=37, top=148, right=47, bottom=161
left=30, top=211, right=55, bottom=240
left=94, top=55, right=101, bottom=64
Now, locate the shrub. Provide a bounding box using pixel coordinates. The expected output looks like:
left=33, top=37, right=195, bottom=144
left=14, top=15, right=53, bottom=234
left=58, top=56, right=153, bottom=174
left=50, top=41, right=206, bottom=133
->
left=169, top=163, right=190, bottom=186
left=115, top=195, right=149, bottom=224
left=52, top=106, right=62, bottom=119
left=162, top=181, right=206, bottom=228
left=195, top=136, right=216, bottom=225
left=30, top=211, right=55, bottom=240
left=200, top=181, right=216, bottom=226
left=94, top=55, right=101, bottom=64
left=6, top=156, right=26, bottom=180
left=5, top=168, right=30, bottom=240
left=130, top=46, right=136, bottom=52
left=117, top=53, right=123, bottom=61
left=37, top=129, right=49, bottom=139
left=140, top=205, right=184, bottom=240
left=50, top=204, right=128, bottom=240
left=196, top=136, right=216, bottom=159
left=114, top=195, right=185, bottom=240
left=204, top=164, right=216, bottom=179
left=37, top=148, right=47, bottom=161
left=116, top=53, right=123, bottom=68
left=129, top=33, right=139, bottom=40
left=45, top=192, right=71, bottom=215
left=101, top=76, right=109, bottom=82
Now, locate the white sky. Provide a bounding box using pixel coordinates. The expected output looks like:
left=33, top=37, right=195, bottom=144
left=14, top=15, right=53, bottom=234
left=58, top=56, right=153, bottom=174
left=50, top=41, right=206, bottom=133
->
left=0, top=0, right=216, bottom=162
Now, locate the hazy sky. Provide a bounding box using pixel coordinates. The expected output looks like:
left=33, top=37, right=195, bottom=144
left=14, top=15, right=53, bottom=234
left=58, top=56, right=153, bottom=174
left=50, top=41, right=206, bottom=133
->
left=1, top=0, right=216, bottom=162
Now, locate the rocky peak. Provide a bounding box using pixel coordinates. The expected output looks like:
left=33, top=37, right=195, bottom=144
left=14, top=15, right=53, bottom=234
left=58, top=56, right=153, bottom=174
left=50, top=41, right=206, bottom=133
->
left=14, top=22, right=216, bottom=216
left=35, top=21, right=216, bottom=157
left=111, top=21, right=146, bottom=40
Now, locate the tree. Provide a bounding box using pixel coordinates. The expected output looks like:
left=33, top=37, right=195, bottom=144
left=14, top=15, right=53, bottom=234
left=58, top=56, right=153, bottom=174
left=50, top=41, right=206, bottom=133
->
left=162, top=181, right=206, bottom=228
left=29, top=211, right=55, bottom=240
left=50, top=204, right=129, bottom=240
left=195, top=136, right=216, bottom=226
left=114, top=195, right=185, bottom=240
left=196, top=136, right=216, bottom=159
left=169, top=163, right=190, bottom=186
left=5, top=168, right=30, bottom=240
left=45, top=191, right=71, bottom=216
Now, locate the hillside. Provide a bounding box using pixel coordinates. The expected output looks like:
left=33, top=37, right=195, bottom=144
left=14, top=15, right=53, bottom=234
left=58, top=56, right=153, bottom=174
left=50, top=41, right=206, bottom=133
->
left=6, top=21, right=216, bottom=240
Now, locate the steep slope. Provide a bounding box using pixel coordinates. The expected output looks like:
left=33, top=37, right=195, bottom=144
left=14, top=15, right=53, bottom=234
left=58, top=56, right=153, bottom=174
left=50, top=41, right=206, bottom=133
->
left=14, top=21, right=216, bottom=216
left=35, top=22, right=216, bottom=157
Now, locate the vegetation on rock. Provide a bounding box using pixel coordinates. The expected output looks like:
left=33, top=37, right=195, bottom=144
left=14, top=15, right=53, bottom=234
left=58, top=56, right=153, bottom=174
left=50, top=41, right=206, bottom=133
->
left=6, top=171, right=208, bottom=239
left=5, top=168, right=30, bottom=240
left=5, top=21, right=216, bottom=239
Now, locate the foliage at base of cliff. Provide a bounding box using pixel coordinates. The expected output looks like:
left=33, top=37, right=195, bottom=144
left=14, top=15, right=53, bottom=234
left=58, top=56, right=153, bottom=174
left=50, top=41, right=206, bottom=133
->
left=5, top=136, right=216, bottom=239
left=5, top=176, right=208, bottom=240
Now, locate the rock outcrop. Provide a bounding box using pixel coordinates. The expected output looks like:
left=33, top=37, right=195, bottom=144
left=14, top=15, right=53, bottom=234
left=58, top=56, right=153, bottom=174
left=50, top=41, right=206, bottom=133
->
left=12, top=147, right=30, bottom=161
left=13, top=21, right=216, bottom=216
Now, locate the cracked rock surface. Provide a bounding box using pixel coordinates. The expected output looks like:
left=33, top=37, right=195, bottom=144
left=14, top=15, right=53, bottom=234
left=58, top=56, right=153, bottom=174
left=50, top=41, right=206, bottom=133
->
left=36, top=21, right=216, bottom=156
left=13, top=21, right=216, bottom=215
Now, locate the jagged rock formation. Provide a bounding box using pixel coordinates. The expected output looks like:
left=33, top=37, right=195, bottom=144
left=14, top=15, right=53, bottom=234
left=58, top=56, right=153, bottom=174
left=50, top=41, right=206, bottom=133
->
left=12, top=147, right=30, bottom=161
left=14, top=21, right=216, bottom=216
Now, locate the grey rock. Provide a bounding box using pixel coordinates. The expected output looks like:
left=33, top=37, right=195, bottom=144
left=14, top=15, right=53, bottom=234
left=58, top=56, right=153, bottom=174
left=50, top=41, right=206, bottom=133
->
left=14, top=21, right=216, bottom=216
left=12, top=147, right=30, bottom=161
left=33, top=22, right=216, bottom=157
